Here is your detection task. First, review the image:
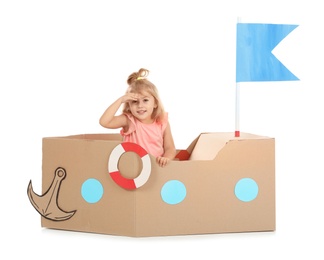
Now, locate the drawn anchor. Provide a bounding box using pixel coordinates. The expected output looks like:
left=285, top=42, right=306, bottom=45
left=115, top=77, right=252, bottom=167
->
left=27, top=167, right=76, bottom=221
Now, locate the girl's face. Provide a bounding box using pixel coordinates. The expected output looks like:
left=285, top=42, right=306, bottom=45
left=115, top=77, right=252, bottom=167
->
left=128, top=91, right=157, bottom=123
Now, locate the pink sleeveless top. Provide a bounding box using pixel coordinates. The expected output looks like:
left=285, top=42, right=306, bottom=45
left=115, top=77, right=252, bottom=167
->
left=120, top=114, right=168, bottom=157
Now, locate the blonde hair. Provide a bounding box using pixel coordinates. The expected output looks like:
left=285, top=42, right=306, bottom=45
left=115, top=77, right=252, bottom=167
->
left=123, top=68, right=165, bottom=123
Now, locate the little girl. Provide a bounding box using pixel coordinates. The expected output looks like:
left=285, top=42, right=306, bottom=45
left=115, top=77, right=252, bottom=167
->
left=99, top=68, right=176, bottom=167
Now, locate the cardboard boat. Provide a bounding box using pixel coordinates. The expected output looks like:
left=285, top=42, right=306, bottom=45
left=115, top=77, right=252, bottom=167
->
left=28, top=132, right=275, bottom=237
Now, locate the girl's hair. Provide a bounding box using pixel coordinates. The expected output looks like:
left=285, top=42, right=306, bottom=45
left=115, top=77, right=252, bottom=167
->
left=123, top=68, right=165, bottom=122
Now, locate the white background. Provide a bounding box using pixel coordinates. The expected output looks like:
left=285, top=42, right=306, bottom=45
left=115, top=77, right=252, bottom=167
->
left=1, top=0, right=323, bottom=259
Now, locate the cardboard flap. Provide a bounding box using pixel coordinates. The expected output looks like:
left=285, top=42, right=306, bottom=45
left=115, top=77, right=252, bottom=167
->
left=189, top=132, right=271, bottom=160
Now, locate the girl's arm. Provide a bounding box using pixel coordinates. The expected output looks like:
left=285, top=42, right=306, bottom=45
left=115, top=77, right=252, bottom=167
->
left=156, top=122, right=176, bottom=167
left=99, top=94, right=137, bottom=129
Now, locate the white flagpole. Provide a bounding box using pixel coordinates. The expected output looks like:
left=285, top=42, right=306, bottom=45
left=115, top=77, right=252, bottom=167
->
left=235, top=17, right=241, bottom=137
left=235, top=82, right=240, bottom=137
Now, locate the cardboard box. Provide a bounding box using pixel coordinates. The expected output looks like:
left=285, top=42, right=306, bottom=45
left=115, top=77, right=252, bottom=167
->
left=29, top=132, right=275, bottom=237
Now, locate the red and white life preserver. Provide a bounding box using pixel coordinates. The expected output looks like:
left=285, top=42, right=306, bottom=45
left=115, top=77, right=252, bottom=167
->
left=108, top=142, right=151, bottom=190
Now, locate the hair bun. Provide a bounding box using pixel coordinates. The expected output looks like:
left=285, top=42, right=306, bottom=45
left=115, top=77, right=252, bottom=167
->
left=127, top=68, right=149, bottom=85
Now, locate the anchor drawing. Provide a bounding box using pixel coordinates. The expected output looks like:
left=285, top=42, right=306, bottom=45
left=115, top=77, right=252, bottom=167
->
left=27, top=167, right=76, bottom=221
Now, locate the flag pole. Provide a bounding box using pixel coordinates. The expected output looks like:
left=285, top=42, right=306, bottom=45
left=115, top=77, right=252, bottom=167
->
left=235, top=82, right=240, bottom=137
left=235, top=17, right=241, bottom=138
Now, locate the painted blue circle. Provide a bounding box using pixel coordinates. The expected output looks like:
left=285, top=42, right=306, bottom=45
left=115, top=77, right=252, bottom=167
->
left=235, top=178, right=258, bottom=202
left=81, top=178, right=104, bottom=203
left=161, top=180, right=186, bottom=205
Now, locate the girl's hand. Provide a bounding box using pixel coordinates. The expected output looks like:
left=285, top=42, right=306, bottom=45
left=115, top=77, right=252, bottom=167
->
left=156, top=156, right=171, bottom=167
left=121, top=93, right=139, bottom=103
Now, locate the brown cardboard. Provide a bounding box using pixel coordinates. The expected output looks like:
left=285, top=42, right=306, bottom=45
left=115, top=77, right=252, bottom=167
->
left=34, top=132, right=275, bottom=237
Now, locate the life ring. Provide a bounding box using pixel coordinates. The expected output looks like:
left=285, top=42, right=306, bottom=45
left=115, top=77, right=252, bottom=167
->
left=108, top=142, right=151, bottom=190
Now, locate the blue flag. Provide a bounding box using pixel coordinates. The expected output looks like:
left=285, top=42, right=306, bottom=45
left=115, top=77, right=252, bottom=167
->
left=236, top=23, right=299, bottom=82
